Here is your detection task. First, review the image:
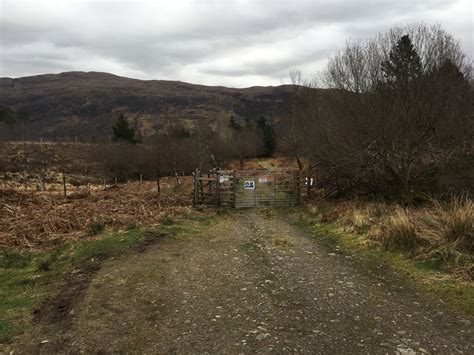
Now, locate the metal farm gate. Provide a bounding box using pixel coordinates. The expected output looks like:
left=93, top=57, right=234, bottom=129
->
left=193, top=169, right=302, bottom=208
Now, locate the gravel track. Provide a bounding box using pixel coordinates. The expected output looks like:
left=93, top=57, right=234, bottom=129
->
left=13, top=210, right=473, bottom=353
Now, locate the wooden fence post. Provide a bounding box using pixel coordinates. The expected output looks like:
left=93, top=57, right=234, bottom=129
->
left=38, top=175, right=45, bottom=192
left=294, top=169, right=300, bottom=205
left=215, top=171, right=220, bottom=207
left=232, top=170, right=237, bottom=208
left=199, top=170, right=203, bottom=198
left=193, top=168, right=199, bottom=207
left=192, top=171, right=195, bottom=207
left=273, top=171, right=277, bottom=204
left=156, top=168, right=161, bottom=194
left=62, top=170, right=67, bottom=198
left=175, top=170, right=181, bottom=188
left=307, top=165, right=311, bottom=198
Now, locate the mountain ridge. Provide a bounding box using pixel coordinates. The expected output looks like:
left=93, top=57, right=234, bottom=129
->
left=0, top=71, right=287, bottom=90
left=0, top=71, right=312, bottom=140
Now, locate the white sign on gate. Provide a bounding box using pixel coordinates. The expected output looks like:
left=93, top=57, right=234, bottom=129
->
left=258, top=176, right=268, bottom=183
left=219, top=175, right=230, bottom=183
left=244, top=180, right=255, bottom=189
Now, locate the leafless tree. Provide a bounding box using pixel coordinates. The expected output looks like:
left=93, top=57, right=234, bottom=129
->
left=311, top=23, right=472, bottom=200
left=278, top=70, right=307, bottom=170
left=96, top=143, right=144, bottom=181
left=190, top=120, right=215, bottom=171
left=222, top=117, right=262, bottom=170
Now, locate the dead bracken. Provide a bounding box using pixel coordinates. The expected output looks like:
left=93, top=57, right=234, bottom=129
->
left=0, top=179, right=192, bottom=251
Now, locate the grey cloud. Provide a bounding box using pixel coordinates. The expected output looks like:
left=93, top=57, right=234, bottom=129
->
left=0, top=0, right=471, bottom=87
left=202, top=47, right=333, bottom=77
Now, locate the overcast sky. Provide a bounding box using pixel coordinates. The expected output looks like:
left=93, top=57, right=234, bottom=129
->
left=0, top=0, right=472, bottom=87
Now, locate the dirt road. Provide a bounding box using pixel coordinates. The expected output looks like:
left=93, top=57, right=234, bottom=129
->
left=15, top=210, right=473, bottom=353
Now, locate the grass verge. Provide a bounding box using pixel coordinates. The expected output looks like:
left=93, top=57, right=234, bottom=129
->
left=288, top=209, right=474, bottom=317
left=0, top=211, right=212, bottom=347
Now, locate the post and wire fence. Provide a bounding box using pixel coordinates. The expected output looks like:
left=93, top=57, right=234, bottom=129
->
left=0, top=167, right=193, bottom=198
left=2, top=166, right=336, bottom=204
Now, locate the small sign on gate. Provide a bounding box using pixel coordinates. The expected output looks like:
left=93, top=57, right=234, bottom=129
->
left=244, top=180, right=255, bottom=189
left=219, top=175, right=230, bottom=183
left=258, top=176, right=268, bottom=183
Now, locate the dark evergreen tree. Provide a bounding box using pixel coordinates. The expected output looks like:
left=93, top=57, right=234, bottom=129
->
left=112, top=113, right=138, bottom=144
left=229, top=115, right=241, bottom=130
left=381, top=35, right=422, bottom=89
left=0, top=105, right=15, bottom=125
left=16, top=108, right=30, bottom=122
left=257, top=116, right=275, bottom=157
left=171, top=126, right=192, bottom=139
left=434, top=59, right=469, bottom=88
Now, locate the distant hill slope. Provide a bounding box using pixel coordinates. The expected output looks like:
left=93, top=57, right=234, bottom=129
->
left=0, top=71, right=306, bottom=140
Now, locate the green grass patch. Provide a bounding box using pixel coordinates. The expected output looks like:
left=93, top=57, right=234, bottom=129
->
left=287, top=208, right=474, bottom=316
left=86, top=219, right=105, bottom=236
left=0, top=211, right=214, bottom=347
left=0, top=250, right=33, bottom=269
left=158, top=215, right=175, bottom=225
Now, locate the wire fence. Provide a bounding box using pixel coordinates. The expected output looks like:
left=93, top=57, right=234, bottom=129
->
left=0, top=168, right=194, bottom=198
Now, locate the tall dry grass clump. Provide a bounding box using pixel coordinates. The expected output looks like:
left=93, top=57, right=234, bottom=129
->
left=367, top=197, right=473, bottom=279
left=337, top=202, right=388, bottom=234
left=424, top=198, right=473, bottom=253
left=328, top=197, right=473, bottom=279
left=418, top=198, right=473, bottom=277
left=378, top=208, right=424, bottom=253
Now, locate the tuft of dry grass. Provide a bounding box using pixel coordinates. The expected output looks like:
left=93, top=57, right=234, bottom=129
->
left=311, top=197, right=473, bottom=280
left=337, top=202, right=388, bottom=234
left=422, top=198, right=473, bottom=253
left=416, top=198, right=473, bottom=276
left=376, top=208, right=424, bottom=253
left=271, top=235, right=294, bottom=249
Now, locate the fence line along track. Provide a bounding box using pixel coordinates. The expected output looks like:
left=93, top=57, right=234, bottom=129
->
left=1, top=169, right=192, bottom=198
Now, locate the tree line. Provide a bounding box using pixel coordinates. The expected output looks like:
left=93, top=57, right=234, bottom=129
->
left=97, top=110, right=276, bottom=181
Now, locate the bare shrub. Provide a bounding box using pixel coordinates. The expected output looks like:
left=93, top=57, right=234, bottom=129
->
left=277, top=70, right=320, bottom=170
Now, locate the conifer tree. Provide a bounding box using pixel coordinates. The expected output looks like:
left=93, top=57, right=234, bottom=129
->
left=112, top=113, right=138, bottom=144
left=257, top=116, right=275, bottom=157
left=381, top=34, right=422, bottom=88
left=229, top=115, right=241, bottom=130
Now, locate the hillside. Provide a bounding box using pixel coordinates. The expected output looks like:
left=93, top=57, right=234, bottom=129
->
left=0, top=71, right=301, bottom=140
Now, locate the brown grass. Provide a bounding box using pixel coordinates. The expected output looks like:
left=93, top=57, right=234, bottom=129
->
left=376, top=208, right=425, bottom=253
left=271, top=235, right=294, bottom=249
left=311, top=198, right=473, bottom=280
left=224, top=157, right=300, bottom=171
left=338, top=202, right=387, bottom=234
left=0, top=178, right=192, bottom=251
left=422, top=198, right=473, bottom=253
